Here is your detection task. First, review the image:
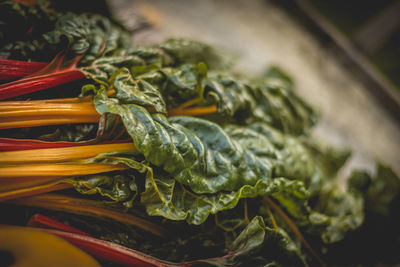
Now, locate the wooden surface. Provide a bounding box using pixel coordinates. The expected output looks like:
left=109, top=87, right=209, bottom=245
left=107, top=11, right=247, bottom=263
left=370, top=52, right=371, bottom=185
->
left=109, top=0, right=400, bottom=178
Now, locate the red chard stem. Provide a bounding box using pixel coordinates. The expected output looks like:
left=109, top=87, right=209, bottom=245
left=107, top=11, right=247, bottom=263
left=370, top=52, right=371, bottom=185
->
left=0, top=59, right=47, bottom=81
left=27, top=214, right=93, bottom=237
left=0, top=70, right=85, bottom=100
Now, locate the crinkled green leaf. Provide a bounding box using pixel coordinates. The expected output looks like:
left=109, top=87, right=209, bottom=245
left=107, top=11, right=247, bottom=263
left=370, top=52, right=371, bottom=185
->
left=263, top=66, right=294, bottom=89
left=311, top=166, right=400, bottom=265
left=274, top=137, right=316, bottom=184
left=204, top=72, right=317, bottom=135
left=65, top=172, right=138, bottom=207
left=43, top=13, right=131, bottom=63
left=309, top=164, right=398, bottom=244
left=204, top=74, right=254, bottom=119
left=247, top=123, right=323, bottom=195
left=108, top=67, right=166, bottom=113
left=95, top=88, right=275, bottom=194
left=142, top=172, right=308, bottom=225
left=366, top=164, right=400, bottom=216
left=303, top=138, right=352, bottom=178
left=158, top=64, right=207, bottom=107
left=202, top=216, right=308, bottom=266
left=83, top=55, right=146, bottom=81
left=312, top=187, right=364, bottom=243
left=130, top=46, right=174, bottom=67
left=158, top=38, right=233, bottom=69
left=269, top=180, right=311, bottom=224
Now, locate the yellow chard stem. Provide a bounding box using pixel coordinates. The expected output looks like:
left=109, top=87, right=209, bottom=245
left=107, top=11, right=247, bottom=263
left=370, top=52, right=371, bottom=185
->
left=0, top=97, right=217, bottom=129
left=0, top=163, right=129, bottom=178
left=0, top=116, right=101, bottom=129
left=0, top=143, right=136, bottom=164
left=0, top=100, right=95, bottom=112
left=0, top=101, right=100, bottom=129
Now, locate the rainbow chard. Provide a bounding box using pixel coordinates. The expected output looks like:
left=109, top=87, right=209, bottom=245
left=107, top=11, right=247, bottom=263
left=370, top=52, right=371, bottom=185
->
left=1, top=1, right=399, bottom=267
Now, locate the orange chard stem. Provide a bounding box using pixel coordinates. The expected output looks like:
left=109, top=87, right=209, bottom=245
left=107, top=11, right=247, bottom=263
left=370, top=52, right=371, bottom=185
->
left=10, top=193, right=167, bottom=238
left=174, top=97, right=201, bottom=109
left=168, top=105, right=217, bottom=116
left=0, top=182, right=72, bottom=202
left=0, top=176, right=66, bottom=193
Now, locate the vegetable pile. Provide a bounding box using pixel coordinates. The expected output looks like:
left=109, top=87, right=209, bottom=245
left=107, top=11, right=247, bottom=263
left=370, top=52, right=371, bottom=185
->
left=1, top=1, right=399, bottom=266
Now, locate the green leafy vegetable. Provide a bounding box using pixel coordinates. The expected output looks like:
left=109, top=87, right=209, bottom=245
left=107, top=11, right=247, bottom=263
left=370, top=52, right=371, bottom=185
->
left=1, top=2, right=399, bottom=266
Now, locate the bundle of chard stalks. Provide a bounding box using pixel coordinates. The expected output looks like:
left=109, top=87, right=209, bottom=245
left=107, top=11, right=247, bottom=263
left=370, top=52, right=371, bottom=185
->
left=1, top=1, right=399, bottom=266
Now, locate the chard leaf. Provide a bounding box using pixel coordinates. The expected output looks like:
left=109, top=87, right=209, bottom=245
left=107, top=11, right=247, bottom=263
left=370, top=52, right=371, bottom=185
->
left=263, top=66, right=294, bottom=88
left=311, top=187, right=364, bottom=243
left=95, top=88, right=276, bottom=194
left=43, top=13, right=131, bottom=63
left=204, top=74, right=254, bottom=119
left=72, top=150, right=149, bottom=208
left=268, top=179, right=310, bottom=224
left=142, top=172, right=308, bottom=225
left=203, top=216, right=308, bottom=266
left=303, top=138, right=352, bottom=178
left=159, top=64, right=207, bottom=107
left=366, top=164, right=400, bottom=216
left=158, top=38, right=233, bottom=69
left=65, top=172, right=138, bottom=206
left=274, top=137, right=316, bottom=184
left=204, top=72, right=316, bottom=135
left=264, top=167, right=366, bottom=244
left=131, top=46, right=174, bottom=67
left=85, top=55, right=146, bottom=80
left=109, top=67, right=166, bottom=114
left=308, top=165, right=398, bottom=244
left=149, top=67, right=315, bottom=135
left=247, top=123, right=323, bottom=194
left=305, top=165, right=400, bottom=265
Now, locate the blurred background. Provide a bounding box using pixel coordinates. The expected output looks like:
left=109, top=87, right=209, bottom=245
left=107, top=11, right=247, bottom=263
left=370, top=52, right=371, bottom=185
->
left=60, top=0, right=400, bottom=178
